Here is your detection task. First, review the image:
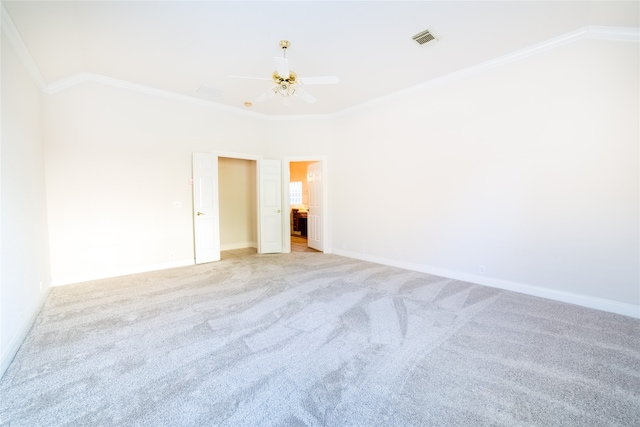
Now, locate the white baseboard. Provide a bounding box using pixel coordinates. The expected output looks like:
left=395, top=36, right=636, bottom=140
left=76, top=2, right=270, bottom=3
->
left=1, top=285, right=51, bottom=379
left=331, top=249, right=640, bottom=319
left=51, top=259, right=195, bottom=287
left=220, top=241, right=257, bottom=251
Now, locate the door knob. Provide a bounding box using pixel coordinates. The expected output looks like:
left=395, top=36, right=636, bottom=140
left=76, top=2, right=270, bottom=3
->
left=277, top=210, right=281, bottom=213
left=197, top=212, right=205, bottom=216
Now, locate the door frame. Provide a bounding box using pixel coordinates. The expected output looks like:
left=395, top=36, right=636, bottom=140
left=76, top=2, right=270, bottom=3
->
left=283, top=156, right=329, bottom=254
left=210, top=150, right=262, bottom=256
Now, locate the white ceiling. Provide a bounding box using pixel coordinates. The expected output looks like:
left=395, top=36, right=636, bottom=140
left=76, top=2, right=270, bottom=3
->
left=3, top=1, right=639, bottom=116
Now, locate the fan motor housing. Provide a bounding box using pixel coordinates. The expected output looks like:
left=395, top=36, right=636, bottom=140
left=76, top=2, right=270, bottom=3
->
left=272, top=70, right=297, bottom=84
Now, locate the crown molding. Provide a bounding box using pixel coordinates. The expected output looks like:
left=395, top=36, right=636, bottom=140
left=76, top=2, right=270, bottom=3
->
left=42, top=72, right=268, bottom=119
left=585, top=25, right=640, bottom=42
left=42, top=72, right=332, bottom=121
left=333, top=25, right=640, bottom=118
left=36, top=25, right=640, bottom=121
left=1, top=3, right=46, bottom=89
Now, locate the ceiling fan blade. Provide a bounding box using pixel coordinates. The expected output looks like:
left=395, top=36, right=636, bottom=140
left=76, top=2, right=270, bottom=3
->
left=255, top=87, right=276, bottom=103
left=274, top=57, right=290, bottom=79
left=298, top=76, right=339, bottom=85
left=229, top=75, right=272, bottom=82
left=294, top=88, right=317, bottom=104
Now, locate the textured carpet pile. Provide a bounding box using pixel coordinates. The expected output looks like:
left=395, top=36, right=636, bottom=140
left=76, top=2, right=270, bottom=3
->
left=1, top=253, right=639, bottom=426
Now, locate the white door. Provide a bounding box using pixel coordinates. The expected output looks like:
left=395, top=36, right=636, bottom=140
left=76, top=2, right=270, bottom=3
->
left=307, top=162, right=323, bottom=251
left=192, top=152, right=220, bottom=263
left=259, top=159, right=283, bottom=253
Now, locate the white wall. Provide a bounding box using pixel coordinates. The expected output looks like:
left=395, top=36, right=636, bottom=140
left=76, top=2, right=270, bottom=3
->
left=266, top=118, right=334, bottom=158
left=1, top=34, right=51, bottom=376
left=329, top=38, right=639, bottom=313
left=219, top=157, right=257, bottom=250
left=42, top=82, right=269, bottom=284
left=37, top=31, right=640, bottom=319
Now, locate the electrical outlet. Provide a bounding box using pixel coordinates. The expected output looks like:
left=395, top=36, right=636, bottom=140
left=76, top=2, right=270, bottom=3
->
left=173, top=201, right=182, bottom=209
left=479, top=265, right=486, bottom=274
left=170, top=252, right=175, bottom=260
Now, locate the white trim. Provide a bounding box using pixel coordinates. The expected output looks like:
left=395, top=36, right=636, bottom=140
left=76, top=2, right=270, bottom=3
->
left=50, top=259, right=194, bottom=287
left=40, top=72, right=88, bottom=94
left=40, top=72, right=331, bottom=121
left=1, top=3, right=46, bottom=89
left=42, top=72, right=268, bottom=119
left=1, top=286, right=51, bottom=379
left=331, top=249, right=640, bottom=319
left=585, top=25, right=640, bottom=42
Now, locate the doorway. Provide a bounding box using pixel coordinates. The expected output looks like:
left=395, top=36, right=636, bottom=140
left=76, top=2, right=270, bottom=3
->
left=286, top=157, right=327, bottom=253
left=218, top=157, right=257, bottom=253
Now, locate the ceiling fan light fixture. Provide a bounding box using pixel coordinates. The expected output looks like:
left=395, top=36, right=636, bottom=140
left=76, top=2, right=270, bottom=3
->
left=278, top=81, right=292, bottom=96
left=231, top=40, right=338, bottom=105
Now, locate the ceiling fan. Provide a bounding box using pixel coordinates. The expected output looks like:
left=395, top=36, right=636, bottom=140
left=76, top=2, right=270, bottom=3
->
left=230, top=40, right=339, bottom=105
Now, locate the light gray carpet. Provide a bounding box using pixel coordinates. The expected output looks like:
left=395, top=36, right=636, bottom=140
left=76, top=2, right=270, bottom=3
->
left=1, top=253, right=639, bottom=426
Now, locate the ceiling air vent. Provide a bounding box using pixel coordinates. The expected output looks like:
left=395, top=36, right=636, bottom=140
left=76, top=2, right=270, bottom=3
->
left=412, top=29, right=437, bottom=45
